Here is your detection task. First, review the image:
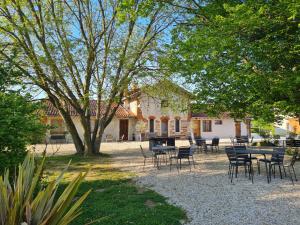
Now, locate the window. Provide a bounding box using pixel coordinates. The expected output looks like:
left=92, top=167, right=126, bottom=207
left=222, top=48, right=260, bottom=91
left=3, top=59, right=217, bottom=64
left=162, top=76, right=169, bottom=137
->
left=50, top=119, right=65, bottom=134
left=202, top=120, right=212, bottom=132
left=175, top=119, right=180, bottom=132
left=149, top=119, right=154, bottom=133
left=215, top=120, right=222, bottom=125
left=161, top=100, right=168, bottom=108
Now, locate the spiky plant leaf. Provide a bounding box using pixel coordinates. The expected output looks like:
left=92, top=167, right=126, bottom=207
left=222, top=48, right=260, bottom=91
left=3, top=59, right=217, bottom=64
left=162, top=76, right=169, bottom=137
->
left=0, top=154, right=90, bottom=225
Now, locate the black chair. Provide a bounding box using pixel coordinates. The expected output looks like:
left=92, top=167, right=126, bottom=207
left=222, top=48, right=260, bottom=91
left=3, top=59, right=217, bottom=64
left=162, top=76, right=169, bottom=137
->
left=234, top=145, right=258, bottom=168
left=169, top=147, right=195, bottom=171
left=206, top=137, right=219, bottom=152
left=195, top=138, right=207, bottom=153
left=258, top=148, right=286, bottom=180
left=225, top=147, right=253, bottom=183
left=167, top=137, right=175, bottom=146
left=283, top=150, right=298, bottom=185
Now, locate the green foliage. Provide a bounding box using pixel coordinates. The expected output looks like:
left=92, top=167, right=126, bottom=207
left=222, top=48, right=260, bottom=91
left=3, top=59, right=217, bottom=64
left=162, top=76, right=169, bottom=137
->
left=163, top=0, right=300, bottom=121
left=44, top=154, right=187, bottom=225
left=0, top=93, right=46, bottom=174
left=0, top=154, right=90, bottom=225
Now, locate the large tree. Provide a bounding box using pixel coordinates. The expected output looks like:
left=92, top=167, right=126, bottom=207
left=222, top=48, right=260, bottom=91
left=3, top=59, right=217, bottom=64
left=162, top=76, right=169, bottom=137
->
left=163, top=0, right=300, bottom=122
left=0, top=0, right=176, bottom=155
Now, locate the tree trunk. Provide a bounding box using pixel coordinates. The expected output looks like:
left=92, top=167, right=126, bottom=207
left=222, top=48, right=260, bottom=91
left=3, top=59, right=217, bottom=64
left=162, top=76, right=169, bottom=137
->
left=93, top=124, right=105, bottom=154
left=80, top=116, right=94, bottom=155
left=61, top=112, right=84, bottom=154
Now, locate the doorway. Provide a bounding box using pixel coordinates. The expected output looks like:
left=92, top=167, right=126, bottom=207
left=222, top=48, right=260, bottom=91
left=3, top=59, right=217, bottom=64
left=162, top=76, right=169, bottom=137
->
left=161, top=119, right=168, bottom=137
left=235, top=121, right=241, bottom=137
left=119, top=119, right=129, bottom=140
left=192, top=120, right=201, bottom=137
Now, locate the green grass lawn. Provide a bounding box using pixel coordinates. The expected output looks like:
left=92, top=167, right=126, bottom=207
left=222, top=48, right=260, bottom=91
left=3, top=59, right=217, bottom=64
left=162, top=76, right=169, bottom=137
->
left=43, top=154, right=187, bottom=225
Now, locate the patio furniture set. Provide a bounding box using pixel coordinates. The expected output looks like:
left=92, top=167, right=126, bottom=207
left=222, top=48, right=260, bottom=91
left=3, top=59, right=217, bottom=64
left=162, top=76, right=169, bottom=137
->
left=140, top=135, right=300, bottom=185
left=189, top=136, right=220, bottom=153
left=225, top=140, right=300, bottom=185
left=140, top=137, right=197, bottom=171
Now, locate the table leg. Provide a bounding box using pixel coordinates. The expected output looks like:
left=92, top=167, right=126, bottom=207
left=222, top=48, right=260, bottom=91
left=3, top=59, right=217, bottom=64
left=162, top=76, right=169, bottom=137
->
left=263, top=154, right=270, bottom=183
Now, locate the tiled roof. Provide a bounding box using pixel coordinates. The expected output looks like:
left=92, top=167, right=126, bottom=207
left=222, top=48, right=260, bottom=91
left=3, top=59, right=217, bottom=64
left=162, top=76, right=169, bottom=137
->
left=191, top=112, right=231, bottom=118
left=44, top=100, right=135, bottom=118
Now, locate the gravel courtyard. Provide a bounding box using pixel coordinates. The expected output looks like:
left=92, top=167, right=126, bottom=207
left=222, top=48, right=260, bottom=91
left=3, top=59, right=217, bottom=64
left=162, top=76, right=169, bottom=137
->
left=35, top=141, right=300, bottom=225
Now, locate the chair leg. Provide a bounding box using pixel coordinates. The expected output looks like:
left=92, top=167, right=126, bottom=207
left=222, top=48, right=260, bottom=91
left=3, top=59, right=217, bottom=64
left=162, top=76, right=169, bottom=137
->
left=257, top=160, right=260, bottom=175
left=292, top=165, right=298, bottom=181
left=192, top=156, right=196, bottom=168
left=251, top=163, right=254, bottom=184
left=283, top=166, right=287, bottom=177
left=279, top=165, right=283, bottom=179
left=288, top=166, right=294, bottom=185
left=231, top=165, right=234, bottom=183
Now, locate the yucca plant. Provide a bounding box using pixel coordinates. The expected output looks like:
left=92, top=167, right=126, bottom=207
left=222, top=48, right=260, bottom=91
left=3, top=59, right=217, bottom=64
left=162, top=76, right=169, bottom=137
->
left=0, top=154, right=90, bottom=225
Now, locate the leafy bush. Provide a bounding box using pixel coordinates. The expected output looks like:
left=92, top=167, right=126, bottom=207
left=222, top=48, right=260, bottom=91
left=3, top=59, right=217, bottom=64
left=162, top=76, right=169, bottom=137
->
left=0, top=154, right=90, bottom=225
left=0, top=93, right=46, bottom=174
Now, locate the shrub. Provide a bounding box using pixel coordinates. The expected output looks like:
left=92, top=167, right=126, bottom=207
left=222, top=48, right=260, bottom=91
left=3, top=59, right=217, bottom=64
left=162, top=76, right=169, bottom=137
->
left=0, top=93, right=46, bottom=174
left=0, top=154, right=90, bottom=225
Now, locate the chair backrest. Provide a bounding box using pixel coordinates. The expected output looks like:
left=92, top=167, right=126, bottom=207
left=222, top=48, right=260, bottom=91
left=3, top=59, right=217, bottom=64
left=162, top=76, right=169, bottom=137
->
left=290, top=150, right=299, bottom=166
left=286, top=139, right=294, bottom=147
left=225, top=146, right=236, bottom=161
left=212, top=138, right=219, bottom=145
left=140, top=145, right=147, bottom=158
left=195, top=139, right=205, bottom=146
left=241, top=136, right=249, bottom=143
left=273, top=147, right=286, bottom=163
left=167, top=137, right=175, bottom=146
left=177, top=147, right=191, bottom=158
left=233, top=145, right=248, bottom=158
left=294, top=140, right=300, bottom=147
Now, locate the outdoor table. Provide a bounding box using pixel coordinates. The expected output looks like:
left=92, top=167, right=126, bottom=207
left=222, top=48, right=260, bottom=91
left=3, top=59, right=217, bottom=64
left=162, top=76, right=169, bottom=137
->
left=235, top=148, right=274, bottom=183
left=151, top=145, right=177, bottom=168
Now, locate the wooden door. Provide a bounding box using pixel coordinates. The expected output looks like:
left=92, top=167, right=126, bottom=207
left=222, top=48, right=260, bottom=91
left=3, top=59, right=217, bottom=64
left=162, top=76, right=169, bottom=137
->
left=119, top=119, right=129, bottom=140
left=192, top=120, right=201, bottom=137
left=235, top=121, right=241, bottom=137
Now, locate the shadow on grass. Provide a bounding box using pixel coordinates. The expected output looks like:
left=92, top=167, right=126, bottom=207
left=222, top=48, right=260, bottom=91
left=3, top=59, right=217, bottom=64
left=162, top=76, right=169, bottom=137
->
left=42, top=154, right=187, bottom=225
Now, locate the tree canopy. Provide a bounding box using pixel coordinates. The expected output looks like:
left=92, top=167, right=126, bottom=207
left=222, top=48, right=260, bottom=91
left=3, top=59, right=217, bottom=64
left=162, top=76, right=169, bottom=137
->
left=163, top=0, right=300, bottom=122
left=0, top=0, right=177, bottom=154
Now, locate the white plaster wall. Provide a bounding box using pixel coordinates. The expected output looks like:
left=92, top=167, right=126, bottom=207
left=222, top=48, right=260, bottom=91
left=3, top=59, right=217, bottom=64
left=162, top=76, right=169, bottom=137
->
left=71, top=117, right=136, bottom=142
left=193, top=118, right=248, bottom=139
left=139, top=93, right=188, bottom=119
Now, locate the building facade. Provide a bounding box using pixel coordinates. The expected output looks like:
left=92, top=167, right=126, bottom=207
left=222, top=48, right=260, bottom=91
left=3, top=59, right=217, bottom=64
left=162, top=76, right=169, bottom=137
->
left=44, top=88, right=251, bottom=142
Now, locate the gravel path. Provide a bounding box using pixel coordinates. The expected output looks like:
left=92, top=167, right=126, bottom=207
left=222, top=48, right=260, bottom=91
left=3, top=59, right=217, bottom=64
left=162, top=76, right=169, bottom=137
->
left=35, top=142, right=300, bottom=225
